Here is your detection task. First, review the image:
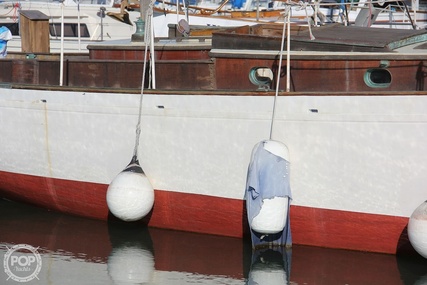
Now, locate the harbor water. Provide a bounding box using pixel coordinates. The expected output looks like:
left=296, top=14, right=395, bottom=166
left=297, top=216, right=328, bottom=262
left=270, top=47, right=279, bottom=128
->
left=1, top=198, right=426, bottom=285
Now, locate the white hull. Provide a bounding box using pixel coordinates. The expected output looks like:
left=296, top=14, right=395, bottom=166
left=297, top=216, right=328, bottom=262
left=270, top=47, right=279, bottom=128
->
left=1, top=87, right=425, bottom=219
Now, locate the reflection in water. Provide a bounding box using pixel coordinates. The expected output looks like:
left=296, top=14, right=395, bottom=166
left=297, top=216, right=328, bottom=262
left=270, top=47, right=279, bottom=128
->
left=397, top=252, right=427, bottom=285
left=107, top=224, right=155, bottom=284
left=108, top=245, right=155, bottom=284
left=1, top=199, right=427, bottom=285
left=247, top=247, right=291, bottom=285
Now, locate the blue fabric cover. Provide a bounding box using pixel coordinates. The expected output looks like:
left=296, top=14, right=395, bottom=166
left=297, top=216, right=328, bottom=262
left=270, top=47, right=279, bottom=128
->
left=232, top=0, right=244, bottom=8
left=0, top=26, right=12, bottom=58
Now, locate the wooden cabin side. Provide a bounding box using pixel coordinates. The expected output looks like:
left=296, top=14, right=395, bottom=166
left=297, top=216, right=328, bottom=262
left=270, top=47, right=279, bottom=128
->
left=212, top=55, right=427, bottom=92
left=0, top=57, right=216, bottom=90
left=0, top=55, right=426, bottom=92
left=1, top=24, right=427, bottom=92
left=211, top=24, right=427, bottom=92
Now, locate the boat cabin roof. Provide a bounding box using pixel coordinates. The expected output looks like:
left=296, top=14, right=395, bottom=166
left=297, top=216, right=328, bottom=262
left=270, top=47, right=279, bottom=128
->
left=211, top=24, right=427, bottom=52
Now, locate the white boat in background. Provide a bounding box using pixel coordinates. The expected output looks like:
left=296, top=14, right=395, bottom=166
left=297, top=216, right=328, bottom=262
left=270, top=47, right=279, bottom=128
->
left=0, top=0, right=425, bottom=55
left=1, top=0, right=427, bottom=53
left=0, top=0, right=142, bottom=53
left=0, top=0, right=142, bottom=39
left=0, top=0, right=264, bottom=53
left=154, top=0, right=427, bottom=30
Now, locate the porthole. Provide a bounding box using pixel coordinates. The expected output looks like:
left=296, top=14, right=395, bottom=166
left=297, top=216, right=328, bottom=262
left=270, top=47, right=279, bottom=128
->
left=364, top=68, right=392, bottom=88
left=249, top=67, right=273, bottom=90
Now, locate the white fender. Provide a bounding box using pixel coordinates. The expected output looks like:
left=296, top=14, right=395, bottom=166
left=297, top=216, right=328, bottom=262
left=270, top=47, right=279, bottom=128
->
left=263, top=140, right=290, bottom=161
left=248, top=140, right=291, bottom=234
left=408, top=200, right=427, bottom=259
left=106, top=158, right=154, bottom=222
left=251, top=197, right=289, bottom=234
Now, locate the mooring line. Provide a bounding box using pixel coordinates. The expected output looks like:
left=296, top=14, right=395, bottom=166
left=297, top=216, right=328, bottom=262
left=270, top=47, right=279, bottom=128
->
left=133, top=0, right=155, bottom=159
left=269, top=6, right=290, bottom=140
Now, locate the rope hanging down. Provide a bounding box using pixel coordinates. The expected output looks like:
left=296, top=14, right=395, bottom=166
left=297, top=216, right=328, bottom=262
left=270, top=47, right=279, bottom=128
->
left=269, top=6, right=290, bottom=140
left=269, top=2, right=315, bottom=140
left=133, top=0, right=155, bottom=160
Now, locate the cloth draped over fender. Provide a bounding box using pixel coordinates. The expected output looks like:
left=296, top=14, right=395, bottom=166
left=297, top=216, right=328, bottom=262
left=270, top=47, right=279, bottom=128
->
left=245, top=140, right=292, bottom=248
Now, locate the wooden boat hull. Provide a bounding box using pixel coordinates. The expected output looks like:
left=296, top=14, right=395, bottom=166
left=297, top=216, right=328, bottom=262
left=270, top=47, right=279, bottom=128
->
left=0, top=169, right=412, bottom=255
left=0, top=87, right=424, bottom=255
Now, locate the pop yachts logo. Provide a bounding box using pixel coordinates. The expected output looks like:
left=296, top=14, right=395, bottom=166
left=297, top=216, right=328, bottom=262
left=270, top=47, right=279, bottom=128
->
left=3, top=244, right=42, bottom=282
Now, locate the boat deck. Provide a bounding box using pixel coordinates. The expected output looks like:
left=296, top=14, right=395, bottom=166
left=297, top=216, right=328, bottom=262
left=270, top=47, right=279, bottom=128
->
left=211, top=23, right=427, bottom=52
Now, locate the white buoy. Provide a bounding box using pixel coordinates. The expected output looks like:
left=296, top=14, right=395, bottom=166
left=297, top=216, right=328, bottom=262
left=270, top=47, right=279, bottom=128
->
left=106, top=157, right=154, bottom=222
left=408, top=200, right=427, bottom=259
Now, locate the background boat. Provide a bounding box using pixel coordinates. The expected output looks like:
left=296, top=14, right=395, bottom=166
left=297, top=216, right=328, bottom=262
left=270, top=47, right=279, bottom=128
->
left=153, top=0, right=427, bottom=30
left=0, top=0, right=143, bottom=52
left=1, top=0, right=426, bottom=54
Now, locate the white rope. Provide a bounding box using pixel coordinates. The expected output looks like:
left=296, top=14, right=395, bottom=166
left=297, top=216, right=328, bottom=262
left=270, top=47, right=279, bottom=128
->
left=297, top=1, right=315, bottom=40
left=133, top=0, right=155, bottom=159
left=269, top=1, right=316, bottom=139
left=150, top=8, right=156, bottom=89
left=269, top=6, right=290, bottom=140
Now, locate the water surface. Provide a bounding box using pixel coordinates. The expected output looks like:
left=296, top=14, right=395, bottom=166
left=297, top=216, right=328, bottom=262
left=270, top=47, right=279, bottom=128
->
left=0, top=199, right=426, bottom=284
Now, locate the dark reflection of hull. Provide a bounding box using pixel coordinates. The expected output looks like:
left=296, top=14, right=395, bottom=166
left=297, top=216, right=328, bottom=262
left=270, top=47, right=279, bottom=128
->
left=396, top=253, right=427, bottom=285
left=1, top=199, right=427, bottom=285
left=0, top=199, right=112, bottom=263
left=151, top=227, right=250, bottom=279
left=290, top=245, right=427, bottom=285
left=108, top=222, right=154, bottom=254
left=0, top=199, right=246, bottom=280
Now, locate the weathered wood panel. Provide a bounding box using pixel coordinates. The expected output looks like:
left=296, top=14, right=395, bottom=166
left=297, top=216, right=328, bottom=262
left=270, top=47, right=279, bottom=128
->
left=1, top=53, right=425, bottom=92
left=67, top=61, right=144, bottom=88
left=66, top=59, right=215, bottom=89
left=155, top=60, right=215, bottom=90
left=0, top=60, right=13, bottom=83
left=89, top=48, right=211, bottom=61
left=38, top=61, right=61, bottom=85
left=11, top=60, right=40, bottom=84
left=20, top=10, right=50, bottom=53
left=214, top=57, right=427, bottom=92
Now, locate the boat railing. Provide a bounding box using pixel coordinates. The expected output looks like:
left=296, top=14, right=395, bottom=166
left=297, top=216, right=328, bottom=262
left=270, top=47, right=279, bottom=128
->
left=0, top=0, right=116, bottom=7
left=347, top=0, right=418, bottom=28
left=65, top=0, right=115, bottom=8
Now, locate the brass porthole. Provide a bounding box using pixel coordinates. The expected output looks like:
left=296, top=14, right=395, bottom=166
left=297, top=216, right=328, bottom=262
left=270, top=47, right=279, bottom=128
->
left=364, top=68, right=392, bottom=88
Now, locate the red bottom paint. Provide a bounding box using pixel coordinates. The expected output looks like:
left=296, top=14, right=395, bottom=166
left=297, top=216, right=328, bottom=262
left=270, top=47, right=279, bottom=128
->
left=0, top=170, right=412, bottom=255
